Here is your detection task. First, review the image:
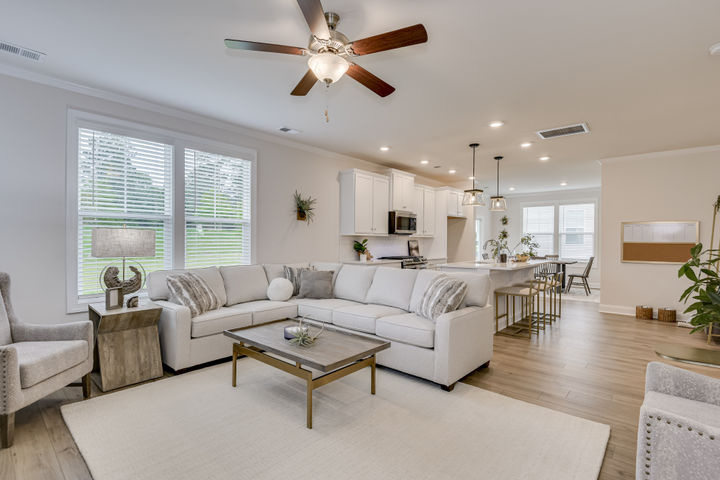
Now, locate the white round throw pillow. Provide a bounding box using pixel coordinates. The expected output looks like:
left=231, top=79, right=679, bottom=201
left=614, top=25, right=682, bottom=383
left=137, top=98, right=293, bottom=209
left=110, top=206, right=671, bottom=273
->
left=267, top=278, right=294, bottom=301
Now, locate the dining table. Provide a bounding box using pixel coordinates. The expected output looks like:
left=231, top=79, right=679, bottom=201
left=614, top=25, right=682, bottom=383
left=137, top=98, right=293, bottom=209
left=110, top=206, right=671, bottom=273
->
left=546, top=259, right=578, bottom=289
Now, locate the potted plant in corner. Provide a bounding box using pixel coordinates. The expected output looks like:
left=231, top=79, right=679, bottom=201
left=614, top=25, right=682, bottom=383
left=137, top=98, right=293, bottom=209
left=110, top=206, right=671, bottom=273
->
left=294, top=190, right=316, bottom=223
left=678, top=195, right=720, bottom=342
left=353, top=239, right=370, bottom=262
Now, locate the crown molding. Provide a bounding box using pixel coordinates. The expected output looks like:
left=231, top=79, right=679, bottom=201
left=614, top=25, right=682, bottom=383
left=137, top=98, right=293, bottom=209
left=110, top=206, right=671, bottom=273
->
left=598, top=144, right=720, bottom=165
left=0, top=61, right=373, bottom=166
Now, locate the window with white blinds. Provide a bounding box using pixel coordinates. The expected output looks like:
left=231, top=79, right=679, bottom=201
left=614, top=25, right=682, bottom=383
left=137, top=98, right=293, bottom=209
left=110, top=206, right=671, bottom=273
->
left=77, top=128, right=173, bottom=297
left=184, top=149, right=252, bottom=269
left=522, top=205, right=555, bottom=256
left=559, top=203, right=595, bottom=260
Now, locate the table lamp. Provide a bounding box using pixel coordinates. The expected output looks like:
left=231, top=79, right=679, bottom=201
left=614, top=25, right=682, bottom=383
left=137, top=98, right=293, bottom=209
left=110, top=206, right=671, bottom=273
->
left=92, top=227, right=156, bottom=309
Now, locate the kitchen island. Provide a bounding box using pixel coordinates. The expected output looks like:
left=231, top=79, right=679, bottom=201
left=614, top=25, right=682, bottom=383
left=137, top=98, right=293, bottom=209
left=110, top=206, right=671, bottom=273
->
left=436, top=260, right=549, bottom=330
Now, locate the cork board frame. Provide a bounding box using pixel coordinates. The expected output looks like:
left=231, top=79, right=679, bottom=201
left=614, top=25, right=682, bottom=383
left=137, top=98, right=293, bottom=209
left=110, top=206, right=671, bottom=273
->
left=621, top=221, right=699, bottom=264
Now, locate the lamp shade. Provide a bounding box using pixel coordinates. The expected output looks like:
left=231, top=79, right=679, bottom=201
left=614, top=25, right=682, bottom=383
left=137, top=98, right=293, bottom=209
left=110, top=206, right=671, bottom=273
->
left=308, top=53, right=349, bottom=84
left=489, top=196, right=507, bottom=212
left=462, top=189, right=486, bottom=206
left=92, top=228, right=156, bottom=258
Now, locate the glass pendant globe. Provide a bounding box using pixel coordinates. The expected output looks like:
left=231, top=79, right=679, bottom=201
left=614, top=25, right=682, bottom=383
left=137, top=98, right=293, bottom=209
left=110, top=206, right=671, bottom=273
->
left=489, top=196, right=507, bottom=212
left=308, top=53, right=349, bottom=84
left=462, top=189, right=485, bottom=206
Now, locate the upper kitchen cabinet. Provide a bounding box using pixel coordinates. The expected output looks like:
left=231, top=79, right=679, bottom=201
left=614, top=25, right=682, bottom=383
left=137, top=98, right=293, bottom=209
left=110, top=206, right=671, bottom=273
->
left=388, top=169, right=415, bottom=212
left=340, top=169, right=390, bottom=236
left=413, top=185, right=436, bottom=237
left=443, top=188, right=466, bottom=218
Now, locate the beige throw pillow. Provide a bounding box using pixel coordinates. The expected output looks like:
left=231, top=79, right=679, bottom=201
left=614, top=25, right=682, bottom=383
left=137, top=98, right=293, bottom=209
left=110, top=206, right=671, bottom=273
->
left=417, top=275, right=468, bottom=321
left=167, top=272, right=220, bottom=317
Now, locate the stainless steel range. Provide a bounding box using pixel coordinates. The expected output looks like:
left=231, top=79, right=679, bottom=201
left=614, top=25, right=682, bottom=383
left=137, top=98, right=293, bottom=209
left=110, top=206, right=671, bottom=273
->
left=379, top=256, right=428, bottom=269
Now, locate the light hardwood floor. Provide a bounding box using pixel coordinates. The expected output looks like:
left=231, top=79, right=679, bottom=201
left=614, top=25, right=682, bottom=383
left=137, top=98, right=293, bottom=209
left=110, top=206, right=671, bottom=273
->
left=2, top=301, right=719, bottom=480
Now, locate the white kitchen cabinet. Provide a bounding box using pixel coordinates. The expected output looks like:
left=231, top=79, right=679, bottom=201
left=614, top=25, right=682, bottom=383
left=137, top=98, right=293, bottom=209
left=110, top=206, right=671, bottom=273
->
left=389, top=169, right=415, bottom=212
left=340, top=169, right=389, bottom=236
left=413, top=185, right=436, bottom=237
left=446, top=189, right=466, bottom=218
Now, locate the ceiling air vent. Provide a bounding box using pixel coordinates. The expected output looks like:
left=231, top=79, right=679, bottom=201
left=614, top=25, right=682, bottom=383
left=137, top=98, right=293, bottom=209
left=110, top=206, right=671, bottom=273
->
left=0, top=41, right=46, bottom=62
left=536, top=123, right=589, bottom=140
left=278, top=127, right=300, bottom=134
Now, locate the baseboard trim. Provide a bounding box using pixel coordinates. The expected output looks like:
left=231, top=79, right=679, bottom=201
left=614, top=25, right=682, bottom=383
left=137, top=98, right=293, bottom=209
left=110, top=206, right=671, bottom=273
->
left=598, top=304, right=635, bottom=316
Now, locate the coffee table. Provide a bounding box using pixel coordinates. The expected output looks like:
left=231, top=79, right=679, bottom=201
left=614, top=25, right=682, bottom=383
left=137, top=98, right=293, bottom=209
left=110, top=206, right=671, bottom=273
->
left=224, top=319, right=390, bottom=429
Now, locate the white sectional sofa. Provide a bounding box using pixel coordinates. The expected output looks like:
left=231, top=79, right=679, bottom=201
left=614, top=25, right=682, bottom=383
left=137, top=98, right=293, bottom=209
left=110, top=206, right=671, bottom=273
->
left=147, top=262, right=494, bottom=389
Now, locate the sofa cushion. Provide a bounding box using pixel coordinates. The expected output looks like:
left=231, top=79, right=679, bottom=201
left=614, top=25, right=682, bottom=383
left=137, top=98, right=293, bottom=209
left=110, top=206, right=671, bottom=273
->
left=267, top=278, right=294, bottom=302
left=191, top=307, right=252, bottom=338
left=333, top=265, right=377, bottom=303
left=220, top=265, right=269, bottom=306
left=284, top=265, right=313, bottom=296
left=289, top=298, right=361, bottom=323
left=365, top=267, right=418, bottom=311
left=263, top=262, right=310, bottom=282
left=228, top=300, right=298, bottom=326
left=147, top=266, right=226, bottom=305
left=417, top=276, right=468, bottom=321
left=14, top=340, right=89, bottom=388
left=297, top=270, right=334, bottom=299
left=311, top=262, right=343, bottom=284
left=166, top=272, right=221, bottom=317
left=376, top=313, right=435, bottom=348
left=332, top=304, right=406, bottom=334
left=408, top=270, right=445, bottom=313
left=446, top=271, right=491, bottom=307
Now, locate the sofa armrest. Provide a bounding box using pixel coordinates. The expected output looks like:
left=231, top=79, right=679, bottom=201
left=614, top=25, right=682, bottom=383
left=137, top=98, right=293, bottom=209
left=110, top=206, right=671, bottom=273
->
left=154, top=300, right=192, bottom=371
left=0, top=345, right=22, bottom=414
left=433, top=304, right=494, bottom=386
left=645, top=362, right=720, bottom=407
left=11, top=320, right=93, bottom=347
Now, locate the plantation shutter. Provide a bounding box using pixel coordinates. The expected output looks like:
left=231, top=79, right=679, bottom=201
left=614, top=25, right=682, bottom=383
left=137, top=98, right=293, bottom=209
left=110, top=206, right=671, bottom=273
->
left=184, top=148, right=252, bottom=268
left=77, top=128, right=173, bottom=296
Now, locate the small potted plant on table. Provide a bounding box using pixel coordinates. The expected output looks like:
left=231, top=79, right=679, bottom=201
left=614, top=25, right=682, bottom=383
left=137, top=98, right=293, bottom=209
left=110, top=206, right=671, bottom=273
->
left=353, top=239, right=371, bottom=262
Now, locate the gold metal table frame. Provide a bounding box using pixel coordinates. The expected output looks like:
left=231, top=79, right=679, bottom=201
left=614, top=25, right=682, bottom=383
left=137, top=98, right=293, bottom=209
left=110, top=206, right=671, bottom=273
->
left=231, top=342, right=376, bottom=429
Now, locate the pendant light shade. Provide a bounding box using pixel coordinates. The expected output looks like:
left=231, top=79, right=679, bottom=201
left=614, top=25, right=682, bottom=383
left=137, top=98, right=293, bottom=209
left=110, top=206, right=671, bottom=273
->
left=489, top=155, right=507, bottom=212
left=462, top=143, right=485, bottom=206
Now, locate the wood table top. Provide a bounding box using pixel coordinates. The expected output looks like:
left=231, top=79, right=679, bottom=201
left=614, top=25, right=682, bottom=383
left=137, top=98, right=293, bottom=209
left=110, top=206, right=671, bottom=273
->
left=224, top=319, right=390, bottom=372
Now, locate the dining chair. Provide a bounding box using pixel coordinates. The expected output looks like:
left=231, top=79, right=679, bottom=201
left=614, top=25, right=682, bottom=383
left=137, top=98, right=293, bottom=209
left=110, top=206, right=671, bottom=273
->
left=566, top=256, right=595, bottom=295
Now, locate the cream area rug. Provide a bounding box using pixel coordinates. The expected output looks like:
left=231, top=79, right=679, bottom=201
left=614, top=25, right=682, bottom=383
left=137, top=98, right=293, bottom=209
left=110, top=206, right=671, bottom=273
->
left=62, top=360, right=609, bottom=480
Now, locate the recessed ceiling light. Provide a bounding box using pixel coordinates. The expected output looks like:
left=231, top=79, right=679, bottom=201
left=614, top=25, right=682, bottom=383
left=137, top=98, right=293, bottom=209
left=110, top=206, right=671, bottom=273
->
left=489, top=121, right=504, bottom=128
left=420, top=160, right=429, bottom=165
left=520, top=142, right=532, bottom=148
left=560, top=182, right=568, bottom=186
left=710, top=42, right=720, bottom=55
left=380, top=146, right=390, bottom=152
left=509, top=186, right=516, bottom=191
left=468, top=176, right=475, bottom=180
left=449, top=169, right=456, bottom=174
left=539, top=156, right=550, bottom=161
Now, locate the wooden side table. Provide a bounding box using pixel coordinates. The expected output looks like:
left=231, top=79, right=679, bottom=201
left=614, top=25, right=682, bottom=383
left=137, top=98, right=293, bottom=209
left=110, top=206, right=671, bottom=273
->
left=88, top=302, right=163, bottom=392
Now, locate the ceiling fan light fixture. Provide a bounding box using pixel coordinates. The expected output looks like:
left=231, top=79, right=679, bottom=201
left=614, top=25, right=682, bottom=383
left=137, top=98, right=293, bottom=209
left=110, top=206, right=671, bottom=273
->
left=308, top=52, right=349, bottom=84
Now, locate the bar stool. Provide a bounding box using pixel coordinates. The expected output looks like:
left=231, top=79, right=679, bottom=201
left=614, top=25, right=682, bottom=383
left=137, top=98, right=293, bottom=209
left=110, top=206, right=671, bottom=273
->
left=494, top=276, right=547, bottom=338
left=514, top=271, right=563, bottom=324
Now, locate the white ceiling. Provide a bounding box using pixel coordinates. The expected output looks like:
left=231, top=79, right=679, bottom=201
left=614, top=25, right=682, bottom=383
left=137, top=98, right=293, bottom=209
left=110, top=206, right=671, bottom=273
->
left=2, top=0, right=720, bottom=193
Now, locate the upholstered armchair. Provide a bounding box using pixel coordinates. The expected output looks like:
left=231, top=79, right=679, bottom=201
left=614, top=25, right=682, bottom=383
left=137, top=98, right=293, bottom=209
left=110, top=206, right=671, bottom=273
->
left=638, top=362, right=720, bottom=479
left=0, top=272, right=93, bottom=448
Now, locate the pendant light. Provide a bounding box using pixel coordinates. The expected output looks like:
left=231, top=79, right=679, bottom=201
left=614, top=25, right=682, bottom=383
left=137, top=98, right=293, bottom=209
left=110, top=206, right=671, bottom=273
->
left=489, top=155, right=507, bottom=212
left=462, top=143, right=485, bottom=206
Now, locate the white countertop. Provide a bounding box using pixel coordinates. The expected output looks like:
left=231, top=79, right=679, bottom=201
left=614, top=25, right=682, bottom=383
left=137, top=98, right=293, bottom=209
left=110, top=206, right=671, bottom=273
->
left=436, top=260, right=548, bottom=271
left=342, top=259, right=403, bottom=265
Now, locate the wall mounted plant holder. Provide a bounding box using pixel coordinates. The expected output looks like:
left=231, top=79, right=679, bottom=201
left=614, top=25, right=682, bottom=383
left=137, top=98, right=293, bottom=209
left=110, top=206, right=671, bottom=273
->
left=294, top=190, right=316, bottom=224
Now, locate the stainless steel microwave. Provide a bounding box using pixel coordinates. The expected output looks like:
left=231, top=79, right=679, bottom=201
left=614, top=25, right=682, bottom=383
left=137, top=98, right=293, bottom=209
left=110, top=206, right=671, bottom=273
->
left=389, top=211, right=417, bottom=235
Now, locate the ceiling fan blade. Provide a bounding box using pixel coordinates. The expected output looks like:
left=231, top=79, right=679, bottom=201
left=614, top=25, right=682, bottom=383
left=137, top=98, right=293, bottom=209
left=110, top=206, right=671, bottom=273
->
left=346, top=63, right=395, bottom=98
left=224, top=39, right=305, bottom=56
left=349, top=24, right=428, bottom=56
left=296, top=0, right=330, bottom=40
left=291, top=70, right=318, bottom=96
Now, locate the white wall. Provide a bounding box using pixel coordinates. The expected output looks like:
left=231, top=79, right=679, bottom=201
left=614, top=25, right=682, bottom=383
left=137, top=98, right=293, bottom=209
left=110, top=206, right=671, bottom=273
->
left=600, top=146, right=720, bottom=317
left=489, top=188, right=601, bottom=287
left=0, top=72, right=441, bottom=324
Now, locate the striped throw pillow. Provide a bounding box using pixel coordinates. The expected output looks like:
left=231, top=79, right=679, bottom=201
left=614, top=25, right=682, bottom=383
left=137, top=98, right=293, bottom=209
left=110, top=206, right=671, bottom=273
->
left=417, top=275, right=468, bottom=321
left=166, top=272, right=220, bottom=317
left=283, top=265, right=313, bottom=296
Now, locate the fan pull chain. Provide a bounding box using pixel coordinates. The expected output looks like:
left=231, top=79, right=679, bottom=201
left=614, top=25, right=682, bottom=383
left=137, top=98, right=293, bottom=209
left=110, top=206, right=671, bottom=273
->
left=324, top=83, right=330, bottom=123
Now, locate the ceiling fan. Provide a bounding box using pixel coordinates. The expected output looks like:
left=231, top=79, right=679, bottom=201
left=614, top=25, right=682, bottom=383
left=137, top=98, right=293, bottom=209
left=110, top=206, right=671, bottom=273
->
left=224, top=0, right=428, bottom=97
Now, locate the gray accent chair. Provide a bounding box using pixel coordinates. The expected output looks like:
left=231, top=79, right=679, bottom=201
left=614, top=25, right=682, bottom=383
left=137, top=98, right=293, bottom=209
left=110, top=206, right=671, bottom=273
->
left=0, top=272, right=93, bottom=448
left=638, top=362, right=720, bottom=479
